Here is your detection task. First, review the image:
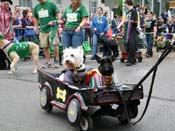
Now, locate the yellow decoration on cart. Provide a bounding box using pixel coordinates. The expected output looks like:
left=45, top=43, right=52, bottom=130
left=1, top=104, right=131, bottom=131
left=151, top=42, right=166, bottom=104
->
left=56, top=87, right=67, bottom=102
left=69, top=109, right=75, bottom=116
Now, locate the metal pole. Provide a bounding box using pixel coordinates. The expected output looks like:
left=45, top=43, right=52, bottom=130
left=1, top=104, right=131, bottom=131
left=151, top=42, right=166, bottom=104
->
left=122, top=0, right=126, bottom=20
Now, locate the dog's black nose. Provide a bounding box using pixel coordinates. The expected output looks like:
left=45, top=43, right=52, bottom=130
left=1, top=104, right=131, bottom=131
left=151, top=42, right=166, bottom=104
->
left=66, top=60, right=70, bottom=64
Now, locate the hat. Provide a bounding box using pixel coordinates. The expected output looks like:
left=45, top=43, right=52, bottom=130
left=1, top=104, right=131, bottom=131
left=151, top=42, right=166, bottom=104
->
left=0, top=34, right=4, bottom=40
left=1, top=0, right=13, bottom=5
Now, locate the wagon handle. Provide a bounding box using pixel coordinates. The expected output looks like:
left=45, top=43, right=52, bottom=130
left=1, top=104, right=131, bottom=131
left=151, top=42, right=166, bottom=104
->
left=128, top=43, right=174, bottom=124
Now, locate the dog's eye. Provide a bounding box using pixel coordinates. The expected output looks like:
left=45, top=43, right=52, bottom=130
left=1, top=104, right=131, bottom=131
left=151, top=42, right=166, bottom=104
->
left=71, top=54, right=74, bottom=57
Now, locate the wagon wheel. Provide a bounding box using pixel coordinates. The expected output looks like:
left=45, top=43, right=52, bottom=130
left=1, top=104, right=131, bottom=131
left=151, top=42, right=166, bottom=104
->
left=129, top=103, right=138, bottom=118
left=117, top=105, right=132, bottom=125
left=79, top=115, right=93, bottom=131
left=40, top=87, right=53, bottom=113
left=67, top=98, right=82, bottom=126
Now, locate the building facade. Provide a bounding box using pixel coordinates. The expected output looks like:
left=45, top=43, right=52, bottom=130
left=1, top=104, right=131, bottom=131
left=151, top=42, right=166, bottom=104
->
left=8, top=0, right=172, bottom=19
left=10, top=0, right=112, bottom=19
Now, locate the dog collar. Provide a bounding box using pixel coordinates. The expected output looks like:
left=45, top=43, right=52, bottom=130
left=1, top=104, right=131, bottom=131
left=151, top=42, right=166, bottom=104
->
left=76, top=64, right=84, bottom=70
left=2, top=41, right=12, bottom=50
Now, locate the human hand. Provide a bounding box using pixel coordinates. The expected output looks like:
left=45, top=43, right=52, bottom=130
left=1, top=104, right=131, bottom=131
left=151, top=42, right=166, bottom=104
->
left=153, top=35, right=157, bottom=39
left=94, top=28, right=97, bottom=32
left=48, top=21, right=54, bottom=26
left=75, top=26, right=81, bottom=32
left=100, top=32, right=104, bottom=36
left=116, top=27, right=121, bottom=32
left=34, top=27, right=39, bottom=34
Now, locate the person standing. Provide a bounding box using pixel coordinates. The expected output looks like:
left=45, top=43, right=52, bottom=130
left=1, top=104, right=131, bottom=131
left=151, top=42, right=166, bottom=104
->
left=0, top=0, right=14, bottom=40
left=144, top=11, right=157, bottom=57
left=123, top=0, right=139, bottom=66
left=157, top=17, right=165, bottom=36
left=111, top=15, right=120, bottom=35
left=13, top=5, right=22, bottom=41
left=62, top=0, right=88, bottom=48
left=34, top=0, right=61, bottom=68
left=21, top=9, right=35, bottom=41
left=91, top=7, right=108, bottom=60
left=0, top=0, right=13, bottom=70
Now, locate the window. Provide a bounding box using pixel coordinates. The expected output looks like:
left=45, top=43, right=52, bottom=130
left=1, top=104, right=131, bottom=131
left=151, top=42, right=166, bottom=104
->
left=101, top=0, right=105, bottom=3
left=19, top=0, right=32, bottom=8
left=90, top=0, right=97, bottom=16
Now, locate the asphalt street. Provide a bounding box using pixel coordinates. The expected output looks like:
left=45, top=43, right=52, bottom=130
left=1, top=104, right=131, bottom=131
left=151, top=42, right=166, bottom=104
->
left=1, top=49, right=175, bottom=131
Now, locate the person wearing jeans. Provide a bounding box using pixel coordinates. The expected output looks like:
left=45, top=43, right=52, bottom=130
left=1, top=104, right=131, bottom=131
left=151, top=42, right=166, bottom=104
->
left=146, top=33, right=154, bottom=56
left=62, top=0, right=88, bottom=48
left=62, top=29, right=84, bottom=48
left=145, top=11, right=157, bottom=57
left=91, top=7, right=108, bottom=60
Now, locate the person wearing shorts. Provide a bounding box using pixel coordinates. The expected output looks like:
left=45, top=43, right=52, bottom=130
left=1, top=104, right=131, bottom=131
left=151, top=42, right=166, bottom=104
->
left=34, top=0, right=61, bottom=68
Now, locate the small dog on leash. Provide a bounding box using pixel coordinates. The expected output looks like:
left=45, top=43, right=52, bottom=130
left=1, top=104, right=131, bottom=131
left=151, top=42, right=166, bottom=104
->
left=0, top=34, right=40, bottom=74
left=58, top=46, right=86, bottom=87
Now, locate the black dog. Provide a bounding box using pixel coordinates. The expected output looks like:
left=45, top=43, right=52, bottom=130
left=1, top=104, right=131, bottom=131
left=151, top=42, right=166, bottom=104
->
left=94, top=54, right=116, bottom=86
left=95, top=54, right=116, bottom=76
left=0, top=49, right=10, bottom=70
left=100, top=34, right=119, bottom=57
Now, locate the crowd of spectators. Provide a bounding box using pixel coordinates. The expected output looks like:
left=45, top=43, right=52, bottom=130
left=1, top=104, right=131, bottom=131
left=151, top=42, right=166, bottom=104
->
left=1, top=0, right=175, bottom=68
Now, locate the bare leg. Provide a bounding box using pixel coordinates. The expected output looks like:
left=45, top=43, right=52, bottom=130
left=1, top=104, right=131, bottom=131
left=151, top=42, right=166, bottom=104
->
left=54, top=45, right=59, bottom=61
left=43, top=47, right=51, bottom=62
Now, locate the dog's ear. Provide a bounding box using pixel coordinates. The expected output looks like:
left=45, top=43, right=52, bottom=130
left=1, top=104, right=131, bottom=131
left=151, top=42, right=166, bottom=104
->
left=78, top=45, right=83, bottom=54
left=63, top=48, right=68, bottom=54
left=95, top=54, right=101, bottom=63
left=111, top=55, right=116, bottom=62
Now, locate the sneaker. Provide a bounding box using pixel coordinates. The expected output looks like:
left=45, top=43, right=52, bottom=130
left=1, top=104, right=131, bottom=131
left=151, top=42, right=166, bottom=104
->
left=42, top=62, right=52, bottom=68
left=54, top=60, right=59, bottom=68
left=145, top=54, right=152, bottom=58
left=126, top=62, right=135, bottom=66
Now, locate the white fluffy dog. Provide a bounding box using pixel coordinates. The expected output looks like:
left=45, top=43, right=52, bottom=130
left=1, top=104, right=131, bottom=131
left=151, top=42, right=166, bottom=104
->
left=62, top=46, right=84, bottom=70
left=59, top=46, right=86, bottom=87
left=0, top=34, right=40, bottom=74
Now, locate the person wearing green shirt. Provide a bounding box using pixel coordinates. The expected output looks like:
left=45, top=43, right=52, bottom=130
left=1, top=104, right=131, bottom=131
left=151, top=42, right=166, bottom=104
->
left=34, top=0, right=62, bottom=68
left=62, top=0, right=88, bottom=48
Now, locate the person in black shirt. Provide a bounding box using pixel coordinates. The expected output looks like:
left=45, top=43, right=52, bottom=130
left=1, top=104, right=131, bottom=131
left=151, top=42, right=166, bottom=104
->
left=157, top=17, right=165, bottom=36
left=124, top=0, right=139, bottom=66
left=144, top=11, right=157, bottom=57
